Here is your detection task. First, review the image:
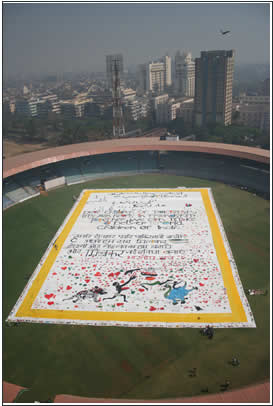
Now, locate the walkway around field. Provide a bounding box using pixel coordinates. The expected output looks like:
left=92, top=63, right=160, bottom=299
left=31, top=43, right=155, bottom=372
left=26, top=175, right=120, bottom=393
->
left=3, top=381, right=269, bottom=404
left=53, top=382, right=270, bottom=403
left=2, top=381, right=27, bottom=403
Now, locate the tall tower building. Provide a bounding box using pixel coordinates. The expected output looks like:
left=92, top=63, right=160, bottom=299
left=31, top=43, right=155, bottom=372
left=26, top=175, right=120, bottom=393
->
left=106, top=54, right=123, bottom=89
left=194, top=50, right=235, bottom=126
left=175, top=51, right=195, bottom=97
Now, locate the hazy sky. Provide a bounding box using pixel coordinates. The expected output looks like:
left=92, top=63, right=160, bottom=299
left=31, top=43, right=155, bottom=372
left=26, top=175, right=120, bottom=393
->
left=3, top=2, right=271, bottom=76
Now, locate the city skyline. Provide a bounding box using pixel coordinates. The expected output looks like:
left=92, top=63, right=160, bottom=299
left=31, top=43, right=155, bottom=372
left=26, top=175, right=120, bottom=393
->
left=3, top=2, right=271, bottom=77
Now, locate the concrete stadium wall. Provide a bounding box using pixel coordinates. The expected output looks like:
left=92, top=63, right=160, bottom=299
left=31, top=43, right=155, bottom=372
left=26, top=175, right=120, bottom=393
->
left=157, top=151, right=270, bottom=196
left=44, top=176, right=66, bottom=191
left=3, top=138, right=269, bottom=179
left=3, top=139, right=270, bottom=200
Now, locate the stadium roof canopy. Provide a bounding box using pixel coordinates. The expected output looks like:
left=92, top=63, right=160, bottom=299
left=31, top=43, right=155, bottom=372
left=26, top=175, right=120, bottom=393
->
left=3, top=138, right=270, bottom=179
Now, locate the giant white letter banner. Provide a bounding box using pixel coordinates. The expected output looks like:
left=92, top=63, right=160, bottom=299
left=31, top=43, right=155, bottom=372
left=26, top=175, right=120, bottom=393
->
left=8, top=188, right=255, bottom=328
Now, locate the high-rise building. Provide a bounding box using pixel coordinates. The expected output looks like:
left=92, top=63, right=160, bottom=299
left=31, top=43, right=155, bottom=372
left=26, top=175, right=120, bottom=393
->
left=261, top=78, right=270, bottom=96
left=138, top=64, right=147, bottom=94
left=161, top=55, right=172, bottom=87
left=146, top=61, right=166, bottom=94
left=106, top=54, right=123, bottom=89
left=194, top=50, right=235, bottom=126
left=153, top=94, right=169, bottom=123
left=139, top=56, right=171, bottom=95
left=138, top=55, right=172, bottom=94
left=175, top=52, right=195, bottom=97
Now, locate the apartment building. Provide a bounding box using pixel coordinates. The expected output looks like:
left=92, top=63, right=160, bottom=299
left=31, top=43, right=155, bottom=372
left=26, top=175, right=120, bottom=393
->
left=238, top=103, right=270, bottom=131
left=153, top=94, right=181, bottom=123
left=238, top=94, right=270, bottom=105
left=122, top=88, right=137, bottom=101
left=153, top=94, right=169, bottom=123
left=15, top=98, right=32, bottom=116
left=41, top=94, right=61, bottom=115
left=124, top=96, right=150, bottom=121
left=147, top=61, right=166, bottom=94
left=178, top=97, right=194, bottom=125
left=139, top=56, right=171, bottom=94
left=168, top=101, right=181, bottom=121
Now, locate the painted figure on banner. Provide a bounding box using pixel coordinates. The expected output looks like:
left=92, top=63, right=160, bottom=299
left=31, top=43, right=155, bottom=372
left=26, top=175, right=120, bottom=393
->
left=63, top=286, right=107, bottom=303
left=103, top=274, right=137, bottom=302
left=164, top=281, right=198, bottom=305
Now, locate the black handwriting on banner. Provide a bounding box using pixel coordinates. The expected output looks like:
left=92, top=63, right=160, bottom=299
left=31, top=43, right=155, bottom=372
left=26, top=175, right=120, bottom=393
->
left=81, top=209, right=196, bottom=230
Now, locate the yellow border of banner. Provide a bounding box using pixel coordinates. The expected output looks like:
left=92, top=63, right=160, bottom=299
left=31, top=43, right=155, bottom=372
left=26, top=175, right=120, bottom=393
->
left=15, top=189, right=247, bottom=324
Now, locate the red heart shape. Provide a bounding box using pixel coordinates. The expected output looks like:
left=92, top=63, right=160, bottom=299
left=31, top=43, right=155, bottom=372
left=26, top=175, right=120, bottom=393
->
left=95, top=272, right=101, bottom=277
left=47, top=301, right=54, bottom=305
left=52, top=272, right=57, bottom=275
left=139, top=288, right=145, bottom=292
left=203, top=300, right=208, bottom=303
left=61, top=267, right=67, bottom=270
left=93, top=265, right=96, bottom=267
left=85, top=279, right=90, bottom=283
left=45, top=294, right=54, bottom=300
left=66, top=285, right=72, bottom=290
left=204, top=277, right=208, bottom=280
left=115, top=272, right=120, bottom=276
left=193, top=259, right=199, bottom=263
left=199, top=283, right=204, bottom=287
left=149, top=306, right=156, bottom=311
left=108, top=273, right=114, bottom=277
left=82, top=267, right=86, bottom=270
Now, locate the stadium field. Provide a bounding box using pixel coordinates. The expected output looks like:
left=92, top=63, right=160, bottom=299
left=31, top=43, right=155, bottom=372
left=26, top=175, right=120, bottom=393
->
left=3, top=174, right=270, bottom=402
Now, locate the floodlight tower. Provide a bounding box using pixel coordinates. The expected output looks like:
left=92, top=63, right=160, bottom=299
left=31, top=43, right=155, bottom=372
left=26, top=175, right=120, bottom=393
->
left=112, top=58, right=126, bottom=137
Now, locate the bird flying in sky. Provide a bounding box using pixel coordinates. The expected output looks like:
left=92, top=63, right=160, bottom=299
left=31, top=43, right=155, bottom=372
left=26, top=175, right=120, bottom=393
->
left=220, top=29, right=231, bottom=35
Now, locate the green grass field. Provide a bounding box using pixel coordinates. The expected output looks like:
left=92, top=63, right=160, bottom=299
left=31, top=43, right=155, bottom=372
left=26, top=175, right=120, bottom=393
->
left=3, top=174, right=270, bottom=402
